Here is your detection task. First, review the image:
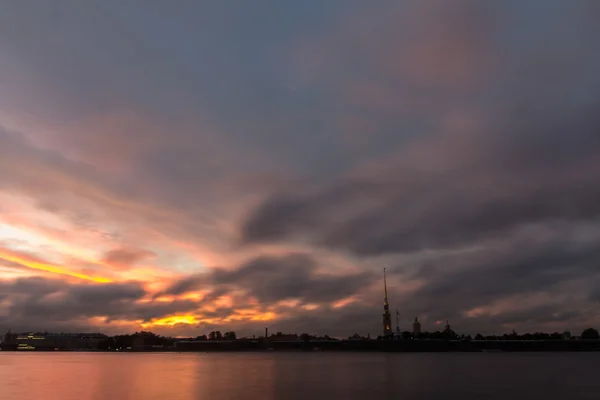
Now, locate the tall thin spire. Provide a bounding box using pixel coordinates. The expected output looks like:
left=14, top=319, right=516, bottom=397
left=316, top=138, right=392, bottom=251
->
left=382, top=268, right=392, bottom=336
left=383, top=268, right=389, bottom=304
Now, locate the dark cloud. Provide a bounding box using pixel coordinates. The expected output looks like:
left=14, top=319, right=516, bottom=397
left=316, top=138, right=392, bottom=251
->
left=216, top=254, right=375, bottom=303
left=2, top=278, right=145, bottom=321
left=416, top=240, right=599, bottom=304
left=240, top=0, right=600, bottom=259
left=241, top=101, right=600, bottom=256
left=0, top=277, right=202, bottom=332
left=163, top=253, right=376, bottom=304
left=161, top=275, right=211, bottom=297
left=589, top=288, right=600, bottom=303
left=67, top=282, right=145, bottom=304
left=9, top=276, right=67, bottom=296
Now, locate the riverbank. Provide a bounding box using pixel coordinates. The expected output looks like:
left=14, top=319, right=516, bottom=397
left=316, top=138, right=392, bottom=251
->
left=4, top=339, right=600, bottom=352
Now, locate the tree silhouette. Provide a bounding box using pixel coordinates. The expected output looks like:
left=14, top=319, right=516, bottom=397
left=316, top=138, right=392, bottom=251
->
left=581, top=328, right=599, bottom=339
left=208, top=331, right=223, bottom=340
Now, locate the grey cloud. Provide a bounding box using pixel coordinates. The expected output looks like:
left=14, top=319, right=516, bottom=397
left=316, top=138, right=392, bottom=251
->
left=216, top=254, right=375, bottom=303
left=270, top=305, right=380, bottom=337
left=238, top=0, right=600, bottom=257
left=0, top=277, right=202, bottom=331
left=417, top=242, right=600, bottom=306
left=242, top=182, right=600, bottom=258
left=161, top=275, right=211, bottom=297
left=241, top=99, right=600, bottom=256
left=589, top=288, right=600, bottom=303
left=163, top=253, right=376, bottom=304
left=3, top=278, right=146, bottom=321
left=67, top=282, right=145, bottom=304
left=9, top=276, right=65, bottom=295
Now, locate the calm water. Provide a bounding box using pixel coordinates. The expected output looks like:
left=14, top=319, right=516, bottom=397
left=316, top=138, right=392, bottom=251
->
left=1, top=352, right=599, bottom=399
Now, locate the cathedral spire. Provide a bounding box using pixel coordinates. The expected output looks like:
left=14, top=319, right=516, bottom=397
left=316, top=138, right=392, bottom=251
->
left=382, top=268, right=392, bottom=336
left=384, top=268, right=389, bottom=304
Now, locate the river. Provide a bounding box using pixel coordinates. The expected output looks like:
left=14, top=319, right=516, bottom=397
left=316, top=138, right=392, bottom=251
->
left=1, top=352, right=598, bottom=399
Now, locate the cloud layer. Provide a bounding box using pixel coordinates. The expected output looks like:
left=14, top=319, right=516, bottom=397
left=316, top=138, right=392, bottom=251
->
left=1, top=0, right=600, bottom=337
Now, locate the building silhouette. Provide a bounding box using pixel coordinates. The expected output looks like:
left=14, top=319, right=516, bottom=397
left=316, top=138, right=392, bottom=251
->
left=1, top=331, right=107, bottom=351
left=413, top=317, right=421, bottom=335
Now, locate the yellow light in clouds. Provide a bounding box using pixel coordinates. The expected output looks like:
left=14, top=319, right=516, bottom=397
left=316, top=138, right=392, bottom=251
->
left=226, top=309, right=277, bottom=322
left=250, top=312, right=277, bottom=321
left=152, top=295, right=177, bottom=303
left=181, top=291, right=207, bottom=301
left=0, top=249, right=112, bottom=283
left=141, top=315, right=199, bottom=327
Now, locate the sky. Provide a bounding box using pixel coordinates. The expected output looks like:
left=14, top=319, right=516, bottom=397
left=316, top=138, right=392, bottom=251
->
left=1, top=0, right=599, bottom=338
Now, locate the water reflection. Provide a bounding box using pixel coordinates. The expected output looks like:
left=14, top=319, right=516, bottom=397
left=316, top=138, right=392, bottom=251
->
left=0, top=352, right=599, bottom=400
left=194, top=354, right=276, bottom=399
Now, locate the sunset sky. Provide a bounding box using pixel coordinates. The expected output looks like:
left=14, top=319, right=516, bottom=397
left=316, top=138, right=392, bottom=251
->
left=1, top=0, right=599, bottom=337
